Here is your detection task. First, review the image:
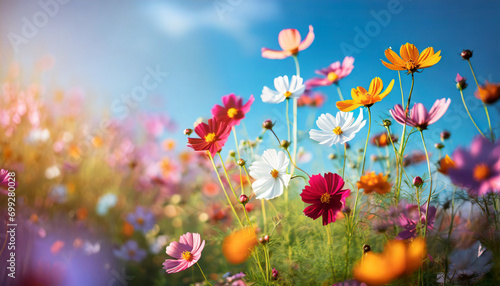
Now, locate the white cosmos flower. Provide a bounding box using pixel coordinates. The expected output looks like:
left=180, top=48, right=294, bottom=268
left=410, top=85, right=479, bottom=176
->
left=249, top=149, right=291, bottom=200
left=261, top=75, right=305, bottom=104
left=309, top=110, right=366, bottom=146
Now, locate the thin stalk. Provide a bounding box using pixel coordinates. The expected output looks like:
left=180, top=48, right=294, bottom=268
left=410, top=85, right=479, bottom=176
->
left=342, top=143, right=347, bottom=178
left=459, top=89, right=485, bottom=137
left=286, top=99, right=291, bottom=143
left=208, top=152, right=243, bottom=227
left=291, top=55, right=300, bottom=175
left=336, top=83, right=345, bottom=101
left=398, top=71, right=405, bottom=107
left=361, top=107, right=372, bottom=175
left=325, top=224, right=336, bottom=280
left=218, top=153, right=239, bottom=200
left=468, top=59, right=494, bottom=140
left=420, top=131, right=433, bottom=238
left=232, top=127, right=246, bottom=195
left=262, top=200, right=267, bottom=234
left=270, top=129, right=310, bottom=179
left=196, top=263, right=212, bottom=286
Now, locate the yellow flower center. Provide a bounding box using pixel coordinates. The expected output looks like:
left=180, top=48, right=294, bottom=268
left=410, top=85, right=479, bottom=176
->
left=227, top=108, right=238, bottom=118
left=284, top=91, right=292, bottom=98
left=333, top=126, right=343, bottom=135
left=327, top=72, right=338, bottom=82
left=405, top=60, right=418, bottom=72
left=205, top=133, right=216, bottom=143
left=270, top=169, right=279, bottom=178
left=137, top=217, right=144, bottom=225
left=320, top=193, right=331, bottom=204
left=473, top=163, right=490, bottom=181
left=181, top=250, right=193, bottom=261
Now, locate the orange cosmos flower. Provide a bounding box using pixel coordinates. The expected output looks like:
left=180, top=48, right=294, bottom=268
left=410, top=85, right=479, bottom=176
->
left=261, top=25, right=315, bottom=59
left=336, top=77, right=394, bottom=112
left=222, top=228, right=258, bottom=264
left=354, top=238, right=426, bottom=286
left=357, top=172, right=392, bottom=195
left=438, top=155, right=456, bottom=175
left=381, top=43, right=441, bottom=74
left=475, top=81, right=500, bottom=104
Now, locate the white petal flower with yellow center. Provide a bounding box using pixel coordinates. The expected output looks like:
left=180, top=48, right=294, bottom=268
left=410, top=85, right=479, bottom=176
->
left=261, top=75, right=305, bottom=104
left=249, top=149, right=291, bottom=200
left=309, top=110, right=366, bottom=146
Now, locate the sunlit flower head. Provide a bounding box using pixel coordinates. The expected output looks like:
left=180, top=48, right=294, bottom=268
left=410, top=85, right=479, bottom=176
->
left=438, top=155, right=456, bottom=175
left=222, top=228, right=258, bottom=264
left=300, top=173, right=350, bottom=226
left=261, top=25, right=314, bottom=59
left=357, top=172, right=391, bottom=195
left=211, top=94, right=255, bottom=127
left=397, top=204, right=436, bottom=240
left=249, top=149, right=291, bottom=200
left=261, top=75, right=306, bottom=104
left=187, top=118, right=231, bottom=157
left=307, top=56, right=355, bottom=87
left=163, top=232, right=205, bottom=273
left=309, top=110, right=366, bottom=146
left=381, top=43, right=441, bottom=74
left=390, top=98, right=451, bottom=130
left=475, top=81, right=500, bottom=104
left=448, top=136, right=500, bottom=196
left=353, top=238, right=426, bottom=285
left=336, top=77, right=394, bottom=112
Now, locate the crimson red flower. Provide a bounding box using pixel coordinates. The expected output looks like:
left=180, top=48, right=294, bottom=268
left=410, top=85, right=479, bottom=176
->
left=187, top=118, right=231, bottom=156
left=211, top=94, right=255, bottom=127
left=300, top=173, right=350, bottom=226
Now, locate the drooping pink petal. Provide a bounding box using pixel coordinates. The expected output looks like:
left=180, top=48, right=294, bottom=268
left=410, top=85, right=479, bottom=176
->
left=298, top=25, right=315, bottom=51
left=427, top=98, right=451, bottom=125
left=261, top=48, right=292, bottom=59
left=278, top=29, right=301, bottom=51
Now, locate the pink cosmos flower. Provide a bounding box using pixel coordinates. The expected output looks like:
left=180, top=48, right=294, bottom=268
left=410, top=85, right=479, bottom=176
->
left=300, top=173, right=350, bottom=226
left=0, top=169, right=15, bottom=195
left=306, top=56, right=355, bottom=87
left=163, top=232, right=205, bottom=274
left=449, top=136, right=500, bottom=196
left=211, top=94, right=254, bottom=127
left=261, top=25, right=315, bottom=59
left=456, top=73, right=468, bottom=90
left=187, top=118, right=231, bottom=157
left=389, top=98, right=451, bottom=130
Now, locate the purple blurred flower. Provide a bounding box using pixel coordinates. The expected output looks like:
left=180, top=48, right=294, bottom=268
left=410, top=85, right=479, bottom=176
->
left=397, top=204, right=436, bottom=240
left=448, top=136, right=500, bottom=196
left=306, top=57, right=354, bottom=87
left=114, top=240, right=147, bottom=262
left=126, top=206, right=155, bottom=233
left=332, top=280, right=367, bottom=286
left=390, top=98, right=451, bottom=130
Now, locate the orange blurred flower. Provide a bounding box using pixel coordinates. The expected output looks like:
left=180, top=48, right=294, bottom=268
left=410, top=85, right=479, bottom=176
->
left=475, top=81, right=500, bottom=104
left=370, top=132, right=397, bottom=147
left=162, top=139, right=176, bottom=151
left=76, top=207, right=88, bottom=221
left=121, top=221, right=135, bottom=237
left=92, top=136, right=103, bottom=147
left=438, top=155, right=456, bottom=175
left=336, top=77, right=394, bottom=112
left=354, top=238, right=426, bottom=285
left=381, top=43, right=441, bottom=74
left=222, top=228, right=258, bottom=264
left=357, top=172, right=391, bottom=195
left=50, top=240, right=65, bottom=255
left=202, top=182, right=220, bottom=197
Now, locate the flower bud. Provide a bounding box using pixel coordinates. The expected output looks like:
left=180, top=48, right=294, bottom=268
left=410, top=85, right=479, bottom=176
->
left=413, top=176, right=423, bottom=187
left=455, top=73, right=468, bottom=90
left=328, top=153, right=337, bottom=160
left=239, top=194, right=249, bottom=204
left=358, top=148, right=364, bottom=153
left=272, top=268, right=279, bottom=280
left=229, top=150, right=236, bottom=157
left=383, top=119, right=392, bottom=127
left=263, top=235, right=269, bottom=242
left=342, top=205, right=351, bottom=216
left=345, top=142, right=350, bottom=149
left=461, top=49, right=473, bottom=60
left=435, top=143, right=444, bottom=149
left=237, top=159, right=246, bottom=166
left=440, top=130, right=450, bottom=140
left=258, top=237, right=265, bottom=244
left=280, top=140, right=290, bottom=149
left=370, top=154, right=378, bottom=162
left=363, top=244, right=371, bottom=254
left=183, top=128, right=193, bottom=135
left=262, top=120, right=274, bottom=129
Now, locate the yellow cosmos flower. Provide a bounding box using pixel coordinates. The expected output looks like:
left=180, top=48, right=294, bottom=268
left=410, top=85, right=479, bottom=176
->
left=437, top=155, right=456, bottom=175
left=381, top=43, right=441, bottom=74
left=336, top=77, right=394, bottom=112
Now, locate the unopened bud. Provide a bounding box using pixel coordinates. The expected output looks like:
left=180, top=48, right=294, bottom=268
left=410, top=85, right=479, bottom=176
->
left=328, top=153, right=337, bottom=160
left=383, top=119, right=392, bottom=127
left=263, top=235, right=269, bottom=242
left=461, top=49, right=473, bottom=60
left=272, top=268, right=279, bottom=280
left=413, top=176, right=423, bottom=187
left=370, top=154, right=378, bottom=162
left=440, top=130, right=450, bottom=140
left=280, top=140, right=290, bottom=149
left=345, top=142, right=350, bottom=149
left=229, top=150, right=236, bottom=157
left=183, top=128, right=193, bottom=135
left=262, top=120, right=274, bottom=129
left=237, top=159, right=246, bottom=166
left=239, top=194, right=249, bottom=204
left=363, top=244, right=371, bottom=254
left=435, top=143, right=444, bottom=149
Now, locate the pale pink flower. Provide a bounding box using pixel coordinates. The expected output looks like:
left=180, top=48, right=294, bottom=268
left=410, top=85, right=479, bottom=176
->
left=306, top=56, right=355, bottom=87
left=163, top=232, right=205, bottom=274
left=389, top=98, right=451, bottom=130
left=261, top=26, right=315, bottom=59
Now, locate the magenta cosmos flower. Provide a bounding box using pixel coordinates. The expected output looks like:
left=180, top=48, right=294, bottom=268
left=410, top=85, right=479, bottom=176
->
left=187, top=118, right=231, bottom=157
left=448, top=136, right=500, bottom=196
left=300, top=173, right=350, bottom=226
left=163, top=232, right=205, bottom=274
left=261, top=25, right=315, bottom=59
left=211, top=94, right=254, bottom=127
left=389, top=98, right=451, bottom=130
left=306, top=56, right=355, bottom=88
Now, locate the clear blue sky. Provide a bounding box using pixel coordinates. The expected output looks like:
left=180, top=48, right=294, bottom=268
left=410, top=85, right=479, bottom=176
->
left=1, top=0, right=499, bottom=175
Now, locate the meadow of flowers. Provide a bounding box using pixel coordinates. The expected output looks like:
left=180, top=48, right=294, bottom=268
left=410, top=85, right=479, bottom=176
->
left=1, top=25, right=500, bottom=286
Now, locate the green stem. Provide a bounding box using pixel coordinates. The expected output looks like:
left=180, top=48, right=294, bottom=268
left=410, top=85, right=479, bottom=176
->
left=420, top=131, right=433, bottom=238
left=218, top=153, right=239, bottom=200
left=291, top=55, right=300, bottom=175
left=361, top=107, right=372, bottom=175
left=325, top=224, right=336, bottom=280
left=336, top=83, right=345, bottom=101
left=208, top=152, right=243, bottom=227
left=342, top=143, right=347, bottom=178
left=398, top=71, right=405, bottom=107
left=286, top=99, right=291, bottom=143
left=468, top=59, right=494, bottom=141
left=196, top=263, right=212, bottom=286
left=459, top=89, right=485, bottom=137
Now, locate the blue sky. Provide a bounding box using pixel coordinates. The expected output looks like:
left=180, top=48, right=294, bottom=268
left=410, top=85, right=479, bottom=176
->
left=1, top=0, right=500, bottom=175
